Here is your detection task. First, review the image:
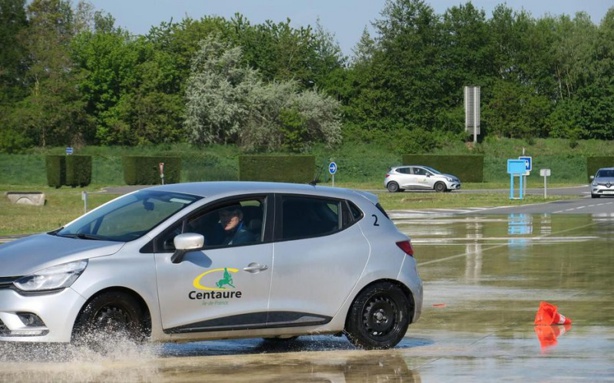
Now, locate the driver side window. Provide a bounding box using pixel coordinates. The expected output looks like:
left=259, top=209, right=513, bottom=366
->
left=149, top=197, right=265, bottom=253
left=187, top=198, right=264, bottom=249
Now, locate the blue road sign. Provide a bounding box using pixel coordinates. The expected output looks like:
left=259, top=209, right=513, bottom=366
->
left=329, top=162, right=337, bottom=175
left=519, top=156, right=532, bottom=172
left=507, top=159, right=526, bottom=175
left=66, top=147, right=73, bottom=155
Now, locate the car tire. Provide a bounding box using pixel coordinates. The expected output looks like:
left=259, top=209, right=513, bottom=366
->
left=344, top=282, right=411, bottom=350
left=434, top=182, right=446, bottom=192
left=387, top=182, right=400, bottom=193
left=72, top=291, right=148, bottom=348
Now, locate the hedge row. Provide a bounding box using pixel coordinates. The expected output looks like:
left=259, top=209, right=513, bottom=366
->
left=44, top=154, right=614, bottom=187
left=45, top=155, right=92, bottom=188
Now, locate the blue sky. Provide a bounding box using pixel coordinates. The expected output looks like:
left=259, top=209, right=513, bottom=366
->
left=87, top=0, right=613, bottom=56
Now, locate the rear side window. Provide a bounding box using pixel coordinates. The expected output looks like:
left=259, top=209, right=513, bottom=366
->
left=375, top=202, right=390, bottom=220
left=280, top=196, right=342, bottom=240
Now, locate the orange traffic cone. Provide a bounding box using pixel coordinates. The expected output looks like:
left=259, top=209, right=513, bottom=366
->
left=534, top=301, right=572, bottom=325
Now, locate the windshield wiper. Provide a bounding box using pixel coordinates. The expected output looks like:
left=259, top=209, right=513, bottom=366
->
left=56, top=233, right=106, bottom=240
left=47, top=227, right=64, bottom=236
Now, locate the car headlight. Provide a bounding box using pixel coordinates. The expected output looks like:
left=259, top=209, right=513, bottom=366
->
left=14, top=260, right=88, bottom=292
left=446, top=177, right=454, bottom=182
left=592, top=181, right=597, bottom=186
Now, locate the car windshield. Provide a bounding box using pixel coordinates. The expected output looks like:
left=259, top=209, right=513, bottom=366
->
left=53, top=190, right=201, bottom=242
left=597, top=169, right=614, bottom=178
left=423, top=166, right=441, bottom=174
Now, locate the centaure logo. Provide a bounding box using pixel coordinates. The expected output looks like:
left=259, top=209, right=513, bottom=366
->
left=189, top=267, right=243, bottom=301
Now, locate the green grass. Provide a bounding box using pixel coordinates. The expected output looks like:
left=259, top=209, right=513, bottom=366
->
left=0, top=185, right=117, bottom=235
left=375, top=190, right=577, bottom=210
left=0, top=182, right=580, bottom=236
left=0, top=137, right=607, bottom=235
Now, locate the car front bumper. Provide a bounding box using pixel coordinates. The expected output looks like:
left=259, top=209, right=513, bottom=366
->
left=0, top=287, right=85, bottom=343
left=592, top=186, right=614, bottom=196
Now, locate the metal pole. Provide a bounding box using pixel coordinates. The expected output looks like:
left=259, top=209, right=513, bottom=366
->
left=82, top=191, right=88, bottom=213
left=473, top=87, right=479, bottom=144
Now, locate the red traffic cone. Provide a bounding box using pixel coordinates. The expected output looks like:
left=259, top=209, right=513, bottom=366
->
left=534, top=301, right=572, bottom=325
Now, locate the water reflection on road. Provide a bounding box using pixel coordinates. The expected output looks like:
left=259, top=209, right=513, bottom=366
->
left=1, top=213, right=613, bottom=382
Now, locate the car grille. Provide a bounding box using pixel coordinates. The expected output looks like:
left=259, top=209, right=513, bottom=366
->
left=0, top=276, right=17, bottom=289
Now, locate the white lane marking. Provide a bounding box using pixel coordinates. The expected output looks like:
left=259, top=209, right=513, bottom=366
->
left=553, top=201, right=614, bottom=213
left=413, top=219, right=600, bottom=267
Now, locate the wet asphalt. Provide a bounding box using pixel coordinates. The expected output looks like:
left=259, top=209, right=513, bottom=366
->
left=1, top=187, right=612, bottom=382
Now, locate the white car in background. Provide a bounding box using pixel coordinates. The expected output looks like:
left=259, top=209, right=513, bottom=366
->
left=385, top=165, right=461, bottom=193
left=590, top=167, right=614, bottom=198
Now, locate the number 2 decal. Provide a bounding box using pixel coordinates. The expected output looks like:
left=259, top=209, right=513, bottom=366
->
left=372, top=214, right=380, bottom=226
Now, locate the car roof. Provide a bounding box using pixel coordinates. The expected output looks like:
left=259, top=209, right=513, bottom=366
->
left=141, top=181, right=379, bottom=205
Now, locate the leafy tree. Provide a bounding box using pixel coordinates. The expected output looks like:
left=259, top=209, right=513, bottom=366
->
left=347, top=0, right=445, bottom=133
left=184, top=36, right=341, bottom=152
left=439, top=3, right=493, bottom=99
left=0, top=0, right=30, bottom=152
left=0, top=0, right=28, bottom=104
left=12, top=0, right=92, bottom=148
left=550, top=13, right=598, bottom=100
left=184, top=37, right=260, bottom=145
left=577, top=8, right=614, bottom=139
left=484, top=79, right=551, bottom=138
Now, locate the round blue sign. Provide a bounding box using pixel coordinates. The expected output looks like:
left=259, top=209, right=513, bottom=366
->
left=328, top=162, right=337, bottom=175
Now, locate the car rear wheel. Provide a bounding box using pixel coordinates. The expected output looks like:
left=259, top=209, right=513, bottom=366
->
left=344, top=282, right=411, bottom=350
left=72, top=291, right=148, bottom=348
left=434, top=182, right=446, bottom=192
left=387, top=182, right=400, bottom=193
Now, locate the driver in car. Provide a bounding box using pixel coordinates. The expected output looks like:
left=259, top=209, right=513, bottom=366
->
left=218, top=204, right=257, bottom=245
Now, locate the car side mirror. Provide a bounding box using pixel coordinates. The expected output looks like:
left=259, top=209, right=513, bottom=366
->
left=171, top=233, right=204, bottom=264
left=590, top=175, right=595, bottom=180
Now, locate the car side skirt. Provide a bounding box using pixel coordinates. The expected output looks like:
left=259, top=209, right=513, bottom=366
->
left=163, top=311, right=331, bottom=334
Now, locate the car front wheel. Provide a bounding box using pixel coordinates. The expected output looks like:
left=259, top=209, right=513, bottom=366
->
left=387, top=182, right=400, bottom=193
left=434, top=182, right=446, bottom=192
left=72, top=291, right=148, bottom=348
left=344, top=282, right=411, bottom=350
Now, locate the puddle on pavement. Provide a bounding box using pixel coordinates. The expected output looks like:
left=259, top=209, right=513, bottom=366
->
left=1, top=214, right=612, bottom=382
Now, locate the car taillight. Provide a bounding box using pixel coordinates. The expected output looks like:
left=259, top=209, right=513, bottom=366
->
left=396, top=240, right=414, bottom=257
left=385, top=174, right=390, bottom=178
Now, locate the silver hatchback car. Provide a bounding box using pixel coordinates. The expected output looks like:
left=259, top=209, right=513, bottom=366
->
left=0, top=182, right=422, bottom=350
left=385, top=165, right=461, bottom=193
left=590, top=167, right=614, bottom=198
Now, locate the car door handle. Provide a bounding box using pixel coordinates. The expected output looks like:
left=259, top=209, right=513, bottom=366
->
left=243, top=262, right=268, bottom=273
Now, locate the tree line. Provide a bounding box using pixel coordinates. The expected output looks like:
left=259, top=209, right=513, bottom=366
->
left=0, top=0, right=612, bottom=154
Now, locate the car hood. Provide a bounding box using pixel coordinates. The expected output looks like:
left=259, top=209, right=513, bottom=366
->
left=0, top=233, right=125, bottom=276
left=595, top=177, right=614, bottom=184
